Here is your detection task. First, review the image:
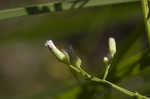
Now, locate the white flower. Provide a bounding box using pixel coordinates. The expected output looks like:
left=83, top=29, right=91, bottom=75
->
left=45, top=40, right=66, bottom=62
left=45, top=40, right=55, bottom=48
left=103, top=56, right=109, bottom=64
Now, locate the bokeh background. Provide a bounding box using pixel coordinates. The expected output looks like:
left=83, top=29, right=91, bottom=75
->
left=0, top=0, right=150, bottom=99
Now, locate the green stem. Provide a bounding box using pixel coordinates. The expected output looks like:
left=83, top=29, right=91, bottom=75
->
left=141, top=0, right=150, bottom=45
left=46, top=40, right=149, bottom=99
left=103, top=64, right=111, bottom=80
left=68, top=64, right=150, bottom=99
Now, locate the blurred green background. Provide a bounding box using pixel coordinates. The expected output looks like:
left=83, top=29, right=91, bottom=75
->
left=0, top=0, right=150, bottom=99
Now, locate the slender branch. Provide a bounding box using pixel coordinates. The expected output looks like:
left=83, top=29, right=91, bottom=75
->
left=141, top=0, right=150, bottom=45
left=103, top=64, right=111, bottom=80
left=68, top=64, right=150, bottom=99
left=45, top=40, right=150, bottom=99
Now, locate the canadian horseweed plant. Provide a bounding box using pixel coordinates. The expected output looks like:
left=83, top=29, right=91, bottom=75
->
left=0, top=0, right=148, bottom=97
left=45, top=37, right=150, bottom=99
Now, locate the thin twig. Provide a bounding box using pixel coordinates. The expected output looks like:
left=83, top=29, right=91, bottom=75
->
left=141, top=0, right=150, bottom=45
left=103, top=64, right=111, bottom=80
left=68, top=64, right=150, bottom=99
left=45, top=40, right=150, bottom=99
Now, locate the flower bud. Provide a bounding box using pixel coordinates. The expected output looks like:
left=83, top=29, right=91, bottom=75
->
left=108, top=37, right=116, bottom=58
left=64, top=46, right=82, bottom=67
left=74, top=56, right=82, bottom=68
left=45, top=40, right=67, bottom=62
left=103, top=56, right=109, bottom=65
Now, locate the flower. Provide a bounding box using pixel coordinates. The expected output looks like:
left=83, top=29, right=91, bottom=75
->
left=45, top=40, right=67, bottom=63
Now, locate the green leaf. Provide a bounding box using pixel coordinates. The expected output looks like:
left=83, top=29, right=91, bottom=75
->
left=0, top=0, right=139, bottom=20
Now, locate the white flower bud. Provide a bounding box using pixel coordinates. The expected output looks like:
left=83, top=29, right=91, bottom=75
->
left=45, top=40, right=55, bottom=48
left=108, top=37, right=116, bottom=58
left=45, top=40, right=66, bottom=62
left=103, top=56, right=109, bottom=64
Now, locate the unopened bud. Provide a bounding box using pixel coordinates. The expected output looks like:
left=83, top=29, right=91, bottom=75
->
left=103, top=57, right=109, bottom=64
left=64, top=46, right=82, bottom=67
left=45, top=40, right=66, bottom=62
left=108, top=37, right=116, bottom=58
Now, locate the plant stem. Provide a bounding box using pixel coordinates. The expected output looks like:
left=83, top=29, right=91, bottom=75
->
left=68, top=64, right=150, bottom=99
left=46, top=40, right=149, bottom=99
left=103, top=64, right=111, bottom=80
left=141, top=0, right=150, bottom=45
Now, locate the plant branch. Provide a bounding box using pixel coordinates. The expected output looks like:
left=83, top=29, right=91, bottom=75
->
left=103, top=64, right=111, bottom=80
left=45, top=40, right=150, bottom=99
left=141, top=0, right=150, bottom=45
left=68, top=64, right=149, bottom=99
